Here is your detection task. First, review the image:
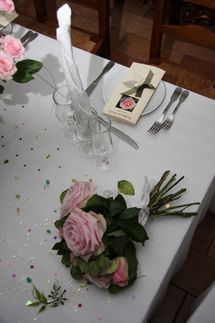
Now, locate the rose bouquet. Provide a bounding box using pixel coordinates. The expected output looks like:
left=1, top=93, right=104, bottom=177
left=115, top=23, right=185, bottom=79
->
left=53, top=171, right=199, bottom=293
left=0, top=0, right=15, bottom=13
left=0, top=34, right=43, bottom=93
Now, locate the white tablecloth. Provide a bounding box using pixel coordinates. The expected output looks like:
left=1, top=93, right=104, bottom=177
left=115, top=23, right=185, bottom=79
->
left=0, top=24, right=215, bottom=323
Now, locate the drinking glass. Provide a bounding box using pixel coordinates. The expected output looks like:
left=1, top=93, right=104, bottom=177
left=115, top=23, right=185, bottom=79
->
left=74, top=108, right=95, bottom=158
left=53, top=86, right=80, bottom=144
left=88, top=115, right=114, bottom=172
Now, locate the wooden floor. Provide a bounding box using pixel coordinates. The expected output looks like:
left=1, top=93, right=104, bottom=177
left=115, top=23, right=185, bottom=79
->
left=13, top=1, right=215, bottom=322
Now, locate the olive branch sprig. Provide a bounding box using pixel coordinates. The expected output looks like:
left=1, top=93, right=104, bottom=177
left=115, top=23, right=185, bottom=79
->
left=26, top=281, right=67, bottom=314
left=148, top=170, right=200, bottom=217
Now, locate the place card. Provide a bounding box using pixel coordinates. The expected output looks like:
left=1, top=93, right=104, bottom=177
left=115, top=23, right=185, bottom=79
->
left=0, top=11, right=18, bottom=30
left=103, top=62, right=165, bottom=124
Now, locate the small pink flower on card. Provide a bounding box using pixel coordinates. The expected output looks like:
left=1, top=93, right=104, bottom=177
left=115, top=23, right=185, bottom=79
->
left=116, top=95, right=138, bottom=113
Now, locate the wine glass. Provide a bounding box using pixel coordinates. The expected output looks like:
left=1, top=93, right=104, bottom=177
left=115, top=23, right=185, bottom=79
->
left=74, top=108, right=95, bottom=158
left=53, top=86, right=80, bottom=144
left=88, top=115, right=114, bottom=172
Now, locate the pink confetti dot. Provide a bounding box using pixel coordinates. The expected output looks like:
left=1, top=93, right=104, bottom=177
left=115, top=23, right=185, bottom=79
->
left=12, top=273, right=16, bottom=278
left=97, top=315, right=103, bottom=320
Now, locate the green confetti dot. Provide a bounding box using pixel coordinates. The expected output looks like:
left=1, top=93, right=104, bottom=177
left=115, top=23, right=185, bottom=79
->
left=16, top=194, right=21, bottom=200
left=45, top=179, right=50, bottom=185
left=26, top=277, right=32, bottom=283
left=46, top=229, right=51, bottom=234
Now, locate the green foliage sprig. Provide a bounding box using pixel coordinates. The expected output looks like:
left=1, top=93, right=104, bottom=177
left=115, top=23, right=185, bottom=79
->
left=26, top=281, right=67, bottom=314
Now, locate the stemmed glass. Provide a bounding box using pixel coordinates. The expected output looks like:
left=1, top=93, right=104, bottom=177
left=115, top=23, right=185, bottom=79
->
left=53, top=86, right=80, bottom=144
left=88, top=115, right=114, bottom=172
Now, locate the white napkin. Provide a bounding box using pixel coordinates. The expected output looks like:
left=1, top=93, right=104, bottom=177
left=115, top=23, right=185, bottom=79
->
left=56, top=4, right=91, bottom=113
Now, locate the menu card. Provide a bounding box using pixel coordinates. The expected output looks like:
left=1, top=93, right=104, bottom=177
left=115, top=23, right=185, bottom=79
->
left=0, top=12, right=18, bottom=30
left=103, top=63, right=165, bottom=124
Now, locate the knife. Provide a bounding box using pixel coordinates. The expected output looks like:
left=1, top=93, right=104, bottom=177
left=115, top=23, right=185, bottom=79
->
left=96, top=115, right=139, bottom=150
left=21, top=31, right=34, bottom=43
left=85, top=61, right=115, bottom=95
left=21, top=31, right=38, bottom=47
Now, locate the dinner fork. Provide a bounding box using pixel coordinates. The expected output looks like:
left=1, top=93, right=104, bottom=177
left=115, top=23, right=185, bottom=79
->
left=147, top=86, right=182, bottom=133
left=162, top=90, right=189, bottom=129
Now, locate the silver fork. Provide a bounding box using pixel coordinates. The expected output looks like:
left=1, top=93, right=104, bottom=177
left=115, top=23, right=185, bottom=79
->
left=162, top=90, right=189, bottom=129
left=147, top=86, right=182, bottom=133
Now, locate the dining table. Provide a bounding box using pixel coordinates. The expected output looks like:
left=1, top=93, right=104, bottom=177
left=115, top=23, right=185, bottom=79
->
left=0, top=24, right=215, bottom=323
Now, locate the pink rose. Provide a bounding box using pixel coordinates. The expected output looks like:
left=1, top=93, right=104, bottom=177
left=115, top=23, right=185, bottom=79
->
left=119, top=97, right=136, bottom=110
left=0, top=0, right=15, bottom=13
left=63, top=208, right=106, bottom=260
left=112, top=257, right=129, bottom=287
left=2, top=35, right=25, bottom=60
left=0, top=51, right=16, bottom=80
left=60, top=180, right=95, bottom=218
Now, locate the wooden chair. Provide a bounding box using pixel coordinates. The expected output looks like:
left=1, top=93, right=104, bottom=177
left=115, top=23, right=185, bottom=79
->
left=148, top=0, right=215, bottom=98
left=33, top=0, right=111, bottom=59
left=150, top=0, right=215, bottom=60
left=33, top=0, right=47, bottom=23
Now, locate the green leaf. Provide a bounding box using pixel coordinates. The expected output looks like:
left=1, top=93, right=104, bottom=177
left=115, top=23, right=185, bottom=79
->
left=118, top=180, right=135, bottom=195
left=40, top=292, right=47, bottom=303
left=37, top=305, right=46, bottom=314
left=12, top=69, right=34, bottom=83
left=32, top=285, right=42, bottom=301
left=60, top=189, right=68, bottom=204
left=106, top=219, right=119, bottom=234
left=120, top=207, right=141, bottom=220
left=109, top=284, right=124, bottom=293
left=70, top=266, right=83, bottom=280
left=109, top=236, right=130, bottom=257
left=87, top=255, right=112, bottom=277
left=16, top=59, right=43, bottom=74
left=119, top=219, right=148, bottom=243
left=0, top=84, right=4, bottom=94
left=83, top=194, right=109, bottom=216
left=54, top=216, right=68, bottom=229
left=124, top=239, right=138, bottom=283
left=52, top=240, right=65, bottom=251
left=88, top=261, right=100, bottom=277
left=108, top=194, right=127, bottom=217
left=61, top=253, right=71, bottom=267
left=106, top=258, right=118, bottom=274
left=26, top=301, right=41, bottom=307
left=77, top=258, right=88, bottom=273
left=107, top=229, right=125, bottom=238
